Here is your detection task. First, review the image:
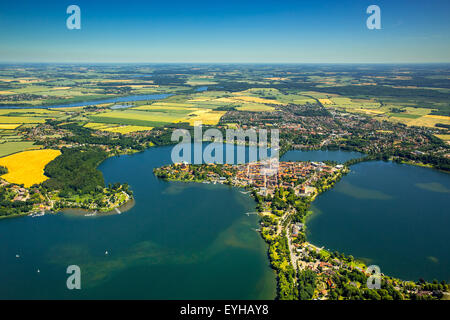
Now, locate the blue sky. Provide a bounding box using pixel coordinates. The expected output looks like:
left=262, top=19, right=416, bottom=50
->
left=0, top=0, right=449, bottom=63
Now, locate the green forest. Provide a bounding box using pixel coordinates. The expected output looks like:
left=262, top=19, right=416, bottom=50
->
left=42, top=147, right=108, bottom=196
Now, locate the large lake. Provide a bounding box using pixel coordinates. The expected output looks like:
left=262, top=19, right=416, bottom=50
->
left=281, top=150, right=449, bottom=282
left=281, top=149, right=365, bottom=163
left=0, top=148, right=448, bottom=299
left=0, top=94, right=172, bottom=109
left=307, top=160, right=450, bottom=282
left=0, top=145, right=276, bottom=299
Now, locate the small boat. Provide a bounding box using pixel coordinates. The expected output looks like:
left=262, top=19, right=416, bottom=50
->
left=31, top=211, right=45, bottom=218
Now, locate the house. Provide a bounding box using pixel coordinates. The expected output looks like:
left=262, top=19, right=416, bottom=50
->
left=292, top=224, right=299, bottom=237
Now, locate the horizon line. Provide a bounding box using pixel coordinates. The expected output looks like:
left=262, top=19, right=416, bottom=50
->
left=0, top=61, right=450, bottom=65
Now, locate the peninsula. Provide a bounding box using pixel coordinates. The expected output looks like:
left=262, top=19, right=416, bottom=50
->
left=154, top=161, right=450, bottom=300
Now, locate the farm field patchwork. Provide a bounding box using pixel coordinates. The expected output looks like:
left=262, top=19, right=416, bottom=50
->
left=88, top=108, right=194, bottom=127
left=90, top=110, right=172, bottom=126
left=0, top=116, right=46, bottom=124
left=87, top=97, right=231, bottom=127
left=231, top=88, right=316, bottom=105
left=84, top=122, right=154, bottom=133
left=186, top=75, right=218, bottom=86
left=0, top=108, right=67, bottom=127
left=299, top=92, right=450, bottom=128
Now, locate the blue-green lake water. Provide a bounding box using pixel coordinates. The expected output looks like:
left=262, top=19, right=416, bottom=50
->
left=281, top=150, right=449, bottom=282
left=0, top=145, right=276, bottom=299
left=281, top=149, right=365, bottom=163
left=0, top=148, right=448, bottom=299
left=307, top=161, right=450, bottom=282
left=1, top=94, right=172, bottom=109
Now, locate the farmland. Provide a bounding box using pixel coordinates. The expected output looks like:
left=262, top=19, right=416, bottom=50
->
left=0, top=124, right=21, bottom=129
left=0, top=63, right=448, bottom=141
left=298, top=91, right=450, bottom=128
left=89, top=108, right=191, bottom=127
left=0, top=107, right=69, bottom=157
left=391, top=114, right=450, bottom=128
left=0, top=141, right=41, bottom=157
left=0, top=149, right=61, bottom=187
left=435, top=134, right=450, bottom=142
left=84, top=123, right=154, bottom=134
left=178, top=110, right=227, bottom=125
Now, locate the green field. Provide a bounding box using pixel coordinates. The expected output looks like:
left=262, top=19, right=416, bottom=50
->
left=88, top=115, right=170, bottom=127
left=0, top=141, right=41, bottom=157
left=388, top=113, right=422, bottom=119
left=236, top=104, right=275, bottom=112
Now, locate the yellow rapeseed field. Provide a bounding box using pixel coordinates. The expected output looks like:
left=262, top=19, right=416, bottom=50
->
left=84, top=122, right=111, bottom=130
left=265, top=77, right=288, bottom=81
left=319, top=98, right=333, bottom=105
left=0, top=149, right=61, bottom=187
left=0, top=124, right=21, bottom=129
left=178, top=110, right=226, bottom=126
left=102, top=125, right=154, bottom=134
left=395, top=114, right=450, bottom=128
left=359, top=108, right=384, bottom=115
left=435, top=134, right=450, bottom=142
left=50, top=87, right=72, bottom=90
left=232, top=95, right=285, bottom=105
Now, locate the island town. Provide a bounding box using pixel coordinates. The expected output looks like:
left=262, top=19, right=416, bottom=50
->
left=154, top=160, right=450, bottom=300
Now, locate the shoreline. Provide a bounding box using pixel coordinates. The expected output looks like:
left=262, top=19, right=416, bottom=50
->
left=0, top=93, right=173, bottom=109
left=153, top=159, right=450, bottom=299
left=0, top=196, right=135, bottom=221
left=153, top=161, right=349, bottom=298
left=59, top=198, right=136, bottom=217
